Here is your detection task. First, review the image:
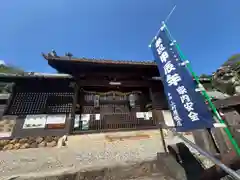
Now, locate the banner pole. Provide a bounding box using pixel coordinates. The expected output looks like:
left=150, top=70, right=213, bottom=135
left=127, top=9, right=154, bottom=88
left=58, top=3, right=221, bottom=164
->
left=173, top=130, right=240, bottom=180
left=149, top=5, right=176, bottom=47
left=159, top=123, right=167, bottom=153
left=162, top=22, right=240, bottom=156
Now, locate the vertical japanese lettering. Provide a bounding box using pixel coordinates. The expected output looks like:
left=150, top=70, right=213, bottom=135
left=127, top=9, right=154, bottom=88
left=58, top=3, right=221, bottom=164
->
left=166, top=74, right=181, bottom=86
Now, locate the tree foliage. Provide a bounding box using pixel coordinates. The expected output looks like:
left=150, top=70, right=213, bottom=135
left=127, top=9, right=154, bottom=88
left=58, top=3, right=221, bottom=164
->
left=223, top=54, right=240, bottom=66
left=211, top=53, right=240, bottom=95
left=199, top=74, right=212, bottom=79
left=0, top=64, right=24, bottom=93
left=0, top=64, right=24, bottom=74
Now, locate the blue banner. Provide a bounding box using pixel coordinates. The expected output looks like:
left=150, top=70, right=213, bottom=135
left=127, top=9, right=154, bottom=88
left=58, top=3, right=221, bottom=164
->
left=150, top=27, right=214, bottom=132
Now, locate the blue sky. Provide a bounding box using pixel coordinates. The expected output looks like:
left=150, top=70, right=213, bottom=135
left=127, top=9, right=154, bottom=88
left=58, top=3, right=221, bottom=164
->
left=0, top=0, right=239, bottom=74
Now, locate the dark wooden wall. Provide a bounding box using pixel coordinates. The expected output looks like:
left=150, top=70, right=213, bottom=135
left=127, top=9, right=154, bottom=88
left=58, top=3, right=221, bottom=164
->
left=11, top=115, right=71, bottom=138
left=1, top=79, right=74, bottom=139
left=1, top=77, right=169, bottom=138
left=150, top=82, right=169, bottom=110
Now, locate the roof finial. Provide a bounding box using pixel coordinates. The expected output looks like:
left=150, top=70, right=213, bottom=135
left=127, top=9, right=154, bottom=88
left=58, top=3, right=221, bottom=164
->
left=50, top=49, right=58, bottom=57
left=65, top=52, right=73, bottom=59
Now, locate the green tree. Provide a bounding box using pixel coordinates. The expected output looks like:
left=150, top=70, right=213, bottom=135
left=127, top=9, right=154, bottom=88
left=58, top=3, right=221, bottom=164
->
left=0, top=64, right=24, bottom=74
left=223, top=54, right=240, bottom=66
left=199, top=74, right=212, bottom=79
left=0, top=64, right=24, bottom=93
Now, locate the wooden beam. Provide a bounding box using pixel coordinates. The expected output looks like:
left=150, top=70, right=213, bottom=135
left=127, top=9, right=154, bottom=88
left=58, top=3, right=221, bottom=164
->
left=77, top=80, right=151, bottom=87
left=76, top=71, right=159, bottom=79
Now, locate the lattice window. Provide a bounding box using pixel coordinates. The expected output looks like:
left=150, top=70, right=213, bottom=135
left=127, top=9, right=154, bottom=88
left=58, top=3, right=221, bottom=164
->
left=130, top=105, right=141, bottom=112
left=103, top=113, right=137, bottom=129
left=114, top=105, right=129, bottom=113
left=82, top=106, right=94, bottom=114
left=84, top=94, right=94, bottom=101
left=100, top=94, right=112, bottom=101
left=100, top=104, right=114, bottom=114
left=7, top=92, right=74, bottom=115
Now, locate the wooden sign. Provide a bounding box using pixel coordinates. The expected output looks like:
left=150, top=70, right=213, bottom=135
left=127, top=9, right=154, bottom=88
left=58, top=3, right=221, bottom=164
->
left=46, top=115, right=66, bottom=129
left=136, top=112, right=153, bottom=120
left=46, top=124, right=65, bottom=129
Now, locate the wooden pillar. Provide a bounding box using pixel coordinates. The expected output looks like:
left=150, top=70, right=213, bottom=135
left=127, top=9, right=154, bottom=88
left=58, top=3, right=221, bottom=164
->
left=149, top=87, right=166, bottom=124
left=149, top=87, right=167, bottom=153
left=68, top=82, right=79, bottom=135
left=78, top=88, right=84, bottom=130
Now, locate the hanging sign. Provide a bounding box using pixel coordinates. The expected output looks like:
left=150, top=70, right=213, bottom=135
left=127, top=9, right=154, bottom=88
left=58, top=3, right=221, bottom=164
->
left=95, top=114, right=100, bottom=120
left=136, top=112, right=152, bottom=120
left=81, top=114, right=90, bottom=130
left=23, top=115, right=47, bottom=129
left=74, top=114, right=80, bottom=128
left=46, top=114, right=66, bottom=124
left=74, top=114, right=92, bottom=129
left=150, top=27, right=214, bottom=132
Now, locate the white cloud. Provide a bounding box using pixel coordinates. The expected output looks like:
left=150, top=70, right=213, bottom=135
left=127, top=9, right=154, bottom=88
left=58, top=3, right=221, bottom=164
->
left=0, top=60, right=6, bottom=65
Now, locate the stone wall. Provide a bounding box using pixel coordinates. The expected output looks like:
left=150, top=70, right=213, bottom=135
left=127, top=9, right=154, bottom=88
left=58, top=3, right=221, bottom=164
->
left=0, top=116, right=16, bottom=137
left=0, top=136, right=60, bottom=150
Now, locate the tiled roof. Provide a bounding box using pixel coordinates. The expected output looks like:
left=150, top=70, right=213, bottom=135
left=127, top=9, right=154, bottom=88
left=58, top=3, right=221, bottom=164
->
left=0, top=73, right=73, bottom=82
left=0, top=72, right=212, bottom=83
left=214, top=94, right=240, bottom=109
left=206, top=91, right=230, bottom=100
left=42, top=53, right=156, bottom=66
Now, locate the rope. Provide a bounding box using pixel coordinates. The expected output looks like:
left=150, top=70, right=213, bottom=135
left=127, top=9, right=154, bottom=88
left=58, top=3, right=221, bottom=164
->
left=82, top=90, right=142, bottom=96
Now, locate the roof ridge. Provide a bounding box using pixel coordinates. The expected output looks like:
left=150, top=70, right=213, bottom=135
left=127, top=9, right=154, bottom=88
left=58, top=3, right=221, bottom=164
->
left=42, top=53, right=156, bottom=65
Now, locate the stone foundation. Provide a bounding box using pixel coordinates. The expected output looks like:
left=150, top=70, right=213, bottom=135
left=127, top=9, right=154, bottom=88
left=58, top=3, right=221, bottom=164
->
left=0, top=117, right=16, bottom=137
left=0, top=136, right=60, bottom=150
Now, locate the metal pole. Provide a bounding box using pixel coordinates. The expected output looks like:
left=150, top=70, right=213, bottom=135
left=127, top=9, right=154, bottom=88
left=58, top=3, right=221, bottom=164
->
left=159, top=123, right=167, bottom=153
left=148, top=88, right=167, bottom=153
left=164, top=5, right=177, bottom=24
left=148, top=5, right=177, bottom=47
left=173, top=130, right=240, bottom=180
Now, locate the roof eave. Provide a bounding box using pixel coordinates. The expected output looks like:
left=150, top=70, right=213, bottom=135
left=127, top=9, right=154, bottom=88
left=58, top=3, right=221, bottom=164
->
left=42, top=53, right=157, bottom=66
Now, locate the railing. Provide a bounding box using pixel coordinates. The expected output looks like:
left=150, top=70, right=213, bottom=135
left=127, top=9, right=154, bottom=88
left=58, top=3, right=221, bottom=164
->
left=72, top=112, right=159, bottom=134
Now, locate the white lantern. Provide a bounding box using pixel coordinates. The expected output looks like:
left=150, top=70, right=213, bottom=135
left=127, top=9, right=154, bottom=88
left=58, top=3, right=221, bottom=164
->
left=129, top=94, right=135, bottom=108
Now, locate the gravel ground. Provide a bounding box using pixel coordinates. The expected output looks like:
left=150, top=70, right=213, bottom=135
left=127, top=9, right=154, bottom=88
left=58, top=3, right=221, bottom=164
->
left=128, top=173, right=174, bottom=180
left=0, top=138, right=163, bottom=177
left=0, top=130, right=213, bottom=179
left=0, top=147, right=174, bottom=180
